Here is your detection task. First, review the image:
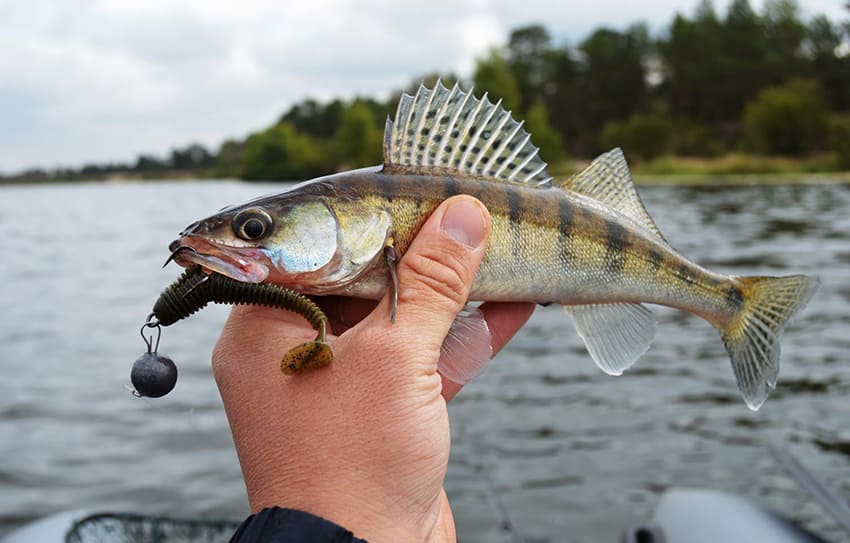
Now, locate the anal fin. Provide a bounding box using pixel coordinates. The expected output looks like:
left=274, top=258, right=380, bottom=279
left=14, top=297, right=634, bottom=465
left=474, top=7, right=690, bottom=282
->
left=565, top=303, right=656, bottom=375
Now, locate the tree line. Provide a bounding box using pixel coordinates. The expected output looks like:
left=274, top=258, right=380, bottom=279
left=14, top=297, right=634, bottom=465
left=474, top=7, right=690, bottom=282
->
left=5, top=143, right=218, bottom=182
left=6, top=0, right=849, bottom=182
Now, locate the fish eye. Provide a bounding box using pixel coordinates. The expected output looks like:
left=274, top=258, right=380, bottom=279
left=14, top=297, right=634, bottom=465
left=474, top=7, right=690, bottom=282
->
left=233, top=209, right=273, bottom=241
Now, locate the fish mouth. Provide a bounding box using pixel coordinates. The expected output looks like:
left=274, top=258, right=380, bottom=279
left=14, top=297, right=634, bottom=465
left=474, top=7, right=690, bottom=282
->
left=165, top=237, right=269, bottom=283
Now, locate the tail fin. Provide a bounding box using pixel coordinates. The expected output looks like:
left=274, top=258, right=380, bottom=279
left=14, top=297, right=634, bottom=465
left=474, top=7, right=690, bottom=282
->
left=721, top=275, right=819, bottom=411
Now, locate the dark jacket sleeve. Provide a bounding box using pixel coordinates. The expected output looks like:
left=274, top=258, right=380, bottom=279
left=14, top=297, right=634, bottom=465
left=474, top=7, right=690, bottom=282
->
left=230, top=507, right=368, bottom=543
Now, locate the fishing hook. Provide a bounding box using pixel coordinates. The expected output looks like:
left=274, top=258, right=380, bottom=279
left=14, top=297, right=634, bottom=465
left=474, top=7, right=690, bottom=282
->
left=162, top=245, right=200, bottom=269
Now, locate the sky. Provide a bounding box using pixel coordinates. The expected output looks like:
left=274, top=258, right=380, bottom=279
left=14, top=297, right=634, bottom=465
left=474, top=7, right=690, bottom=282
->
left=0, top=0, right=845, bottom=173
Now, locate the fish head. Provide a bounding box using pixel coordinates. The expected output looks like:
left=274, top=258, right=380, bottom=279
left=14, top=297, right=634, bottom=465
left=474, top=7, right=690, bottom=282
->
left=168, top=193, right=392, bottom=292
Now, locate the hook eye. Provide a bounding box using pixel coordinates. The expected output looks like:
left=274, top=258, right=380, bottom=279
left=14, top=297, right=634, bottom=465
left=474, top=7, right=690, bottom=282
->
left=140, top=313, right=162, bottom=353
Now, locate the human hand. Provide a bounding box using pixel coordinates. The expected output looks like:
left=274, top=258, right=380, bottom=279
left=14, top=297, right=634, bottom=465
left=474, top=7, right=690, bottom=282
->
left=212, top=196, right=535, bottom=542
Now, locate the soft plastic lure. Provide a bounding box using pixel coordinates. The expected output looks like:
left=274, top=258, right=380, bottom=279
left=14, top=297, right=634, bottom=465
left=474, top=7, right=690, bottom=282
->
left=130, top=266, right=333, bottom=398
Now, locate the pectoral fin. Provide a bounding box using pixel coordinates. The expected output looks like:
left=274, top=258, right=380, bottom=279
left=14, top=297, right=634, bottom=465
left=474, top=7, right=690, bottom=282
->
left=438, top=304, right=493, bottom=385
left=565, top=303, right=656, bottom=376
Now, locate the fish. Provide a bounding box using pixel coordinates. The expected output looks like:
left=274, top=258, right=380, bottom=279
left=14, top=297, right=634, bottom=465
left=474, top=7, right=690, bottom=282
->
left=167, top=82, right=819, bottom=410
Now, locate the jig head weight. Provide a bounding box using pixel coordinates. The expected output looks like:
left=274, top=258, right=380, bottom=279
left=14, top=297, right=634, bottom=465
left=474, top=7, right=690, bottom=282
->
left=130, top=316, right=178, bottom=398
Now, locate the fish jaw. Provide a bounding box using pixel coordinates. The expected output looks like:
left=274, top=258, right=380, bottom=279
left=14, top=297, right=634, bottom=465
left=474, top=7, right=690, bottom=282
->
left=168, top=236, right=270, bottom=283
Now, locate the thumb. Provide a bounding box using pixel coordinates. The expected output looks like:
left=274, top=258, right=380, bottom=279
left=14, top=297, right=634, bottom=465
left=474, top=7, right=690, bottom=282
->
left=374, top=195, right=491, bottom=357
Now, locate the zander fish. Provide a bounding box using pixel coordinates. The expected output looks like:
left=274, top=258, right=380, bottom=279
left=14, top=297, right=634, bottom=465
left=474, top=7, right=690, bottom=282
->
left=168, top=82, right=818, bottom=410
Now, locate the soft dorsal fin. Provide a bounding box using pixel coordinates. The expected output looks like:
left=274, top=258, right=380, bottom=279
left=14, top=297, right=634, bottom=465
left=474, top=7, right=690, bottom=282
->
left=562, top=149, right=667, bottom=242
left=382, top=81, right=553, bottom=186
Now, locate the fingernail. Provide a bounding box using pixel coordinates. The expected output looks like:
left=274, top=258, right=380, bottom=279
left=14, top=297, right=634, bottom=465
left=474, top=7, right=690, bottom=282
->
left=441, top=199, right=486, bottom=248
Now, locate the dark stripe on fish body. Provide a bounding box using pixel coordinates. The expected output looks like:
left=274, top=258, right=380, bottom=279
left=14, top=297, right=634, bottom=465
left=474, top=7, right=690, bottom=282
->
left=580, top=203, right=596, bottom=224
left=443, top=175, right=461, bottom=199
left=506, top=186, right=524, bottom=257
left=507, top=187, right=523, bottom=227
left=647, top=248, right=664, bottom=272
left=603, top=219, right=628, bottom=276
left=725, top=284, right=745, bottom=309
left=557, top=197, right=575, bottom=268
left=677, top=263, right=696, bottom=286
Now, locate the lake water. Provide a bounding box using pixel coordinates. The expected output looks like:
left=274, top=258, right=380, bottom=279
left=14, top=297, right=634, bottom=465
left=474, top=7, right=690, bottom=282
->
left=1, top=180, right=849, bottom=542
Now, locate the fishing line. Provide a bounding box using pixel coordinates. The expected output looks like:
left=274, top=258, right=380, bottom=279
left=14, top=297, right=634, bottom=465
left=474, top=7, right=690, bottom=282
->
left=470, top=438, right=526, bottom=543
left=769, top=440, right=850, bottom=536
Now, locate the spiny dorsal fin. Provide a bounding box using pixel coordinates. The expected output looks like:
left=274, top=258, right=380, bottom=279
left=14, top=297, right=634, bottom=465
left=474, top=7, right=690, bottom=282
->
left=562, top=149, right=667, bottom=242
left=382, top=81, right=553, bottom=186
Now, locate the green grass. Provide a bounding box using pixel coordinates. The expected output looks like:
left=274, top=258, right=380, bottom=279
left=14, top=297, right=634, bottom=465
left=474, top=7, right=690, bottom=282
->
left=550, top=153, right=850, bottom=186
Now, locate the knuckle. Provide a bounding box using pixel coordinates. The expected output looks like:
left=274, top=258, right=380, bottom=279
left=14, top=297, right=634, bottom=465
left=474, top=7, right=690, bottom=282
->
left=400, top=249, right=470, bottom=306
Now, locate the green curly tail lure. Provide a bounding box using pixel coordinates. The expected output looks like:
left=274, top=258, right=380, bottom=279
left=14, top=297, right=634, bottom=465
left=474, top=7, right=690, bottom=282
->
left=152, top=266, right=333, bottom=374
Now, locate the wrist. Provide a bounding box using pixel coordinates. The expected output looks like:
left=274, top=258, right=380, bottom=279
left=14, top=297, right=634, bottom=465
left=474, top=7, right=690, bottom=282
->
left=243, top=474, right=450, bottom=543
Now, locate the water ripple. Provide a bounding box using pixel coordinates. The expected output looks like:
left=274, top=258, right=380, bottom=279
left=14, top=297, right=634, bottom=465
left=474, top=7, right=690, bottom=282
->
left=1, top=181, right=848, bottom=542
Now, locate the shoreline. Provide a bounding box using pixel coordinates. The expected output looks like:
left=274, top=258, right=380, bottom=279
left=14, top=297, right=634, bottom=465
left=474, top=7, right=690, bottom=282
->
left=553, top=153, right=850, bottom=186
left=633, top=171, right=850, bottom=186
left=4, top=162, right=850, bottom=188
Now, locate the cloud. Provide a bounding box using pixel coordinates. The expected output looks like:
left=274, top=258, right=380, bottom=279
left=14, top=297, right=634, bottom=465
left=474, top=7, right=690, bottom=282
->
left=0, top=4, right=176, bottom=120
left=0, top=0, right=845, bottom=172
